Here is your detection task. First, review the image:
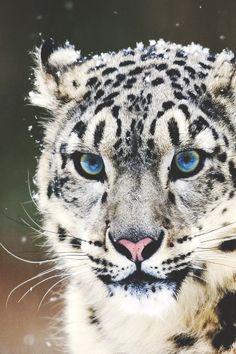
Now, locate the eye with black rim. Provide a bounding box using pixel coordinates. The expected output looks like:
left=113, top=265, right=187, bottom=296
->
left=71, top=152, right=105, bottom=181
left=170, top=150, right=206, bottom=180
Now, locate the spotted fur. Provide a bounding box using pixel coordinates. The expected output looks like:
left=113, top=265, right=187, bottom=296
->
left=30, top=38, right=236, bottom=353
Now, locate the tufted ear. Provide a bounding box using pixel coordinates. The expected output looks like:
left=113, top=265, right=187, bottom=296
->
left=29, top=38, right=82, bottom=111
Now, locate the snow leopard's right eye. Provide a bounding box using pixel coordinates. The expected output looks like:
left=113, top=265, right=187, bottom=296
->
left=71, top=152, right=105, bottom=181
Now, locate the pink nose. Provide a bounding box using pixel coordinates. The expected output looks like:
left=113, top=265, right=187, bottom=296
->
left=118, top=237, right=153, bottom=262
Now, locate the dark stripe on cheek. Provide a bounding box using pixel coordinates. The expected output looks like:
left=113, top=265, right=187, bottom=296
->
left=168, top=118, right=180, bottom=146
left=94, top=121, right=106, bottom=147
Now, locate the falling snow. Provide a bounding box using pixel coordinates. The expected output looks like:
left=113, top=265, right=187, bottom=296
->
left=21, top=236, right=27, bottom=243
left=24, top=334, right=35, bottom=346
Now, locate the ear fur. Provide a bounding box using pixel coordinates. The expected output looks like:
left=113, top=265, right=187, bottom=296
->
left=29, top=38, right=82, bottom=111
left=205, top=50, right=236, bottom=99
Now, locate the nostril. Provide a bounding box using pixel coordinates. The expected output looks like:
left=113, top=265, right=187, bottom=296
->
left=113, top=242, right=133, bottom=260
left=141, top=232, right=164, bottom=260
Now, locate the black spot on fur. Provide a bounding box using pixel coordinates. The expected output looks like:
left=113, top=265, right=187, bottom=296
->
left=147, top=139, right=154, bottom=150
left=124, top=77, right=137, bottom=89
left=73, top=121, right=87, bottom=139
left=156, top=63, right=167, bottom=71
left=58, top=227, right=66, bottom=241
left=94, top=120, right=105, bottom=147
left=70, top=238, right=81, bottom=249
left=102, top=67, right=117, bottom=76
left=129, top=67, right=143, bottom=75
left=173, top=60, right=186, bottom=66
left=199, top=62, right=211, bottom=70
left=127, top=94, right=135, bottom=101
left=104, top=79, right=112, bottom=86
left=113, top=74, right=126, bottom=87
left=104, top=92, right=119, bottom=102
left=112, top=105, right=120, bottom=118
left=217, top=152, right=227, bottom=163
left=47, top=176, right=69, bottom=198
left=113, top=138, right=122, bottom=150
left=229, top=161, right=236, bottom=188
left=94, top=240, right=103, bottom=247
left=150, top=119, right=157, bottom=135
left=173, top=334, right=196, bottom=348
left=72, top=80, right=79, bottom=88
left=168, top=191, right=176, bottom=205
left=213, top=292, right=236, bottom=349
left=212, top=327, right=236, bottom=350
left=95, top=89, right=105, bottom=100
left=178, top=104, right=190, bottom=119
left=86, top=77, right=98, bottom=87
left=172, top=82, right=182, bottom=90
left=176, top=50, right=186, bottom=58
left=151, top=77, right=164, bottom=86
left=95, top=100, right=114, bottom=114
left=116, top=119, right=122, bottom=137
left=162, top=101, right=175, bottom=111
left=157, top=111, right=164, bottom=118
left=168, top=118, right=180, bottom=146
left=60, top=144, right=67, bottom=169
left=47, top=181, right=53, bottom=198
left=219, top=239, right=236, bottom=252
left=119, top=60, right=135, bottom=67
left=217, top=291, right=236, bottom=327
left=83, top=91, right=91, bottom=100
left=166, top=68, right=181, bottom=81
left=184, top=66, right=196, bottom=78
left=223, top=135, right=229, bottom=147
left=189, top=116, right=209, bottom=138
left=101, top=192, right=108, bottom=204
left=174, top=91, right=186, bottom=100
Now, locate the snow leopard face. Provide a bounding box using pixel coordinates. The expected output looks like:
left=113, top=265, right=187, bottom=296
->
left=31, top=38, right=236, bottom=314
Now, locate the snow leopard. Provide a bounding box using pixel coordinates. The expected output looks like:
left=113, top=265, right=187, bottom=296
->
left=30, top=38, right=236, bottom=353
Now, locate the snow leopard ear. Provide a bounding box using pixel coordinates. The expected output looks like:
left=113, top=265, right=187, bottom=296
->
left=29, top=38, right=83, bottom=111
left=40, top=38, right=80, bottom=76
left=205, top=50, right=236, bottom=99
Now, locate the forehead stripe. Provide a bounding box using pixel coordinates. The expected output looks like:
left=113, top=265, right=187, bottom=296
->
left=168, top=118, right=180, bottom=146
left=94, top=120, right=106, bottom=148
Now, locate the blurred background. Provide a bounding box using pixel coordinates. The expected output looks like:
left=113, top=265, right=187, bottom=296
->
left=0, top=0, right=236, bottom=352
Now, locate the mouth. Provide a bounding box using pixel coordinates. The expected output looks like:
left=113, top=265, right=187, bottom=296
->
left=98, top=267, right=190, bottom=295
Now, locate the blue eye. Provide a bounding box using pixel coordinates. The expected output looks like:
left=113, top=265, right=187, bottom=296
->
left=172, top=150, right=205, bottom=179
left=176, top=151, right=200, bottom=173
left=80, top=154, right=104, bottom=175
left=72, top=152, right=105, bottom=181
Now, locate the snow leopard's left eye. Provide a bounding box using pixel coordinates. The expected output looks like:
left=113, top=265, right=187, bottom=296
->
left=171, top=150, right=206, bottom=179
left=71, top=152, right=105, bottom=181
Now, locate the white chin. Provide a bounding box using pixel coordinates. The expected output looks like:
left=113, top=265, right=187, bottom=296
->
left=110, top=286, right=177, bottom=318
